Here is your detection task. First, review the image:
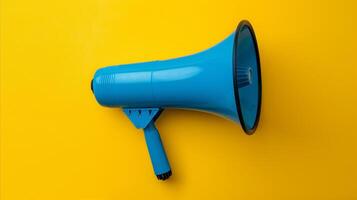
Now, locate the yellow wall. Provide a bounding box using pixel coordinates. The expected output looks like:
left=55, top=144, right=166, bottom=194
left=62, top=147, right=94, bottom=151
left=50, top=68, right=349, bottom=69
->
left=1, top=0, right=357, bottom=199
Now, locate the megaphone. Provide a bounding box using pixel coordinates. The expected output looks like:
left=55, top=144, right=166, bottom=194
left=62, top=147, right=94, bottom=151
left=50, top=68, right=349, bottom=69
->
left=91, top=20, right=262, bottom=180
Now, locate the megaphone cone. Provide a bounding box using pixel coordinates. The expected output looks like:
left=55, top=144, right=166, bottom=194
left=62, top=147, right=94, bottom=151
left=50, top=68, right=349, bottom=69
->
left=91, top=20, right=261, bottom=180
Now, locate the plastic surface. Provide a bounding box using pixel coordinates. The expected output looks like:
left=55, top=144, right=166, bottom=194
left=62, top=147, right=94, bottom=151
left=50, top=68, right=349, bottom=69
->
left=144, top=121, right=171, bottom=178
left=92, top=21, right=261, bottom=130
left=92, top=32, right=240, bottom=122
left=123, top=107, right=171, bottom=180
left=233, top=21, right=262, bottom=133
left=91, top=20, right=261, bottom=179
left=123, top=108, right=160, bottom=129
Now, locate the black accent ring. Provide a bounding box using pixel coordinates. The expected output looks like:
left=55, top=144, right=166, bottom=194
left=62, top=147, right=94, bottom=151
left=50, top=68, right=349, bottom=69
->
left=232, top=20, right=262, bottom=135
left=156, top=170, right=172, bottom=180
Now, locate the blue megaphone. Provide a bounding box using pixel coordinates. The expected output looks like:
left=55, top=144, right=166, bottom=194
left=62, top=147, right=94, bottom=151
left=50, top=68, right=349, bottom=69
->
left=91, top=20, right=262, bottom=180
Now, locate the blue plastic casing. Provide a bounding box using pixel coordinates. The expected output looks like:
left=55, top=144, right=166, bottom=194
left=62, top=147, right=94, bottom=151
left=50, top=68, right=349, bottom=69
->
left=93, top=33, right=239, bottom=121
left=91, top=20, right=261, bottom=180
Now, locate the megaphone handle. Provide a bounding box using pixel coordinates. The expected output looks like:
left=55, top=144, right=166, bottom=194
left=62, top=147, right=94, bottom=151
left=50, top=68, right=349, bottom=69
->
left=143, top=121, right=172, bottom=180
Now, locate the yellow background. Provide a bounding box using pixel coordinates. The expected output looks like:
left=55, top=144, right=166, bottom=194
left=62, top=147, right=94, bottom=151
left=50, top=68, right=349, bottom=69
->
left=1, top=0, right=357, bottom=199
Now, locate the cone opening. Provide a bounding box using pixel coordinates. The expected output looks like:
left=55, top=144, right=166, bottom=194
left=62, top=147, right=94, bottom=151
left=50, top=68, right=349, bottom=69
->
left=233, top=20, right=262, bottom=134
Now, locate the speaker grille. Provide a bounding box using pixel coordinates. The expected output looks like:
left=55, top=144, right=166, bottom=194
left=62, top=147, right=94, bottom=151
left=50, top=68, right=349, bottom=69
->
left=233, top=20, right=262, bottom=134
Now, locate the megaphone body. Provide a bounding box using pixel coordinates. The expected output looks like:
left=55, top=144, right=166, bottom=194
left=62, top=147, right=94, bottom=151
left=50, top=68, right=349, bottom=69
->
left=91, top=20, right=262, bottom=180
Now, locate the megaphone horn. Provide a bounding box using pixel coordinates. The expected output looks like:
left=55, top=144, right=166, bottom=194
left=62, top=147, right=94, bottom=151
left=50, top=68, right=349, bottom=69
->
left=91, top=20, right=262, bottom=180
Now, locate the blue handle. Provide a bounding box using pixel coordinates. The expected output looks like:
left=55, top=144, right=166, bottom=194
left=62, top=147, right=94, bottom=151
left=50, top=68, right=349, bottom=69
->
left=143, top=121, right=171, bottom=180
